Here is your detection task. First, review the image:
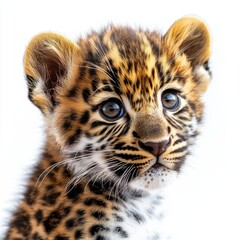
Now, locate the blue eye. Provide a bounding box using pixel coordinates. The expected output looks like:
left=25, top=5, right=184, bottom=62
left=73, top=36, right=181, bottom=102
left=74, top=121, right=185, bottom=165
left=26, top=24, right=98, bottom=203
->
left=161, top=90, right=180, bottom=111
left=100, top=98, right=125, bottom=121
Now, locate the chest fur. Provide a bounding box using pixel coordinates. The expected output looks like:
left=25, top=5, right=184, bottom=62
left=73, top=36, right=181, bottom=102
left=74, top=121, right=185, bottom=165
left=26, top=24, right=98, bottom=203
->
left=94, top=193, right=168, bottom=240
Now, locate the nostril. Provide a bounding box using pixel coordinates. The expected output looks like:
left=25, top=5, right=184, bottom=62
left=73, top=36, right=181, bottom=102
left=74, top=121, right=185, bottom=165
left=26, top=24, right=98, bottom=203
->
left=139, top=138, right=170, bottom=157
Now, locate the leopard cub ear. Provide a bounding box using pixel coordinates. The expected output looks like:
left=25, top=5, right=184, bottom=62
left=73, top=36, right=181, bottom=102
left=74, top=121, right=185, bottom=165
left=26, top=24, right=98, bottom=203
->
left=164, top=17, right=211, bottom=93
left=24, top=33, right=80, bottom=115
left=164, top=17, right=211, bottom=66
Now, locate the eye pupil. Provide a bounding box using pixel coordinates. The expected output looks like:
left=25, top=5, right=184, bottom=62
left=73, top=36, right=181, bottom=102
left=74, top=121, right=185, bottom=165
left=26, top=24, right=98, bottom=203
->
left=103, top=103, right=120, bottom=117
left=162, top=90, right=180, bottom=111
left=100, top=98, right=124, bottom=121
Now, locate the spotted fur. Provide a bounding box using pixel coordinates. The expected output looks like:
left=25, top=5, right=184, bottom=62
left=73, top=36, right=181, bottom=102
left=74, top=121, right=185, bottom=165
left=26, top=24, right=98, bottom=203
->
left=5, top=17, right=211, bottom=239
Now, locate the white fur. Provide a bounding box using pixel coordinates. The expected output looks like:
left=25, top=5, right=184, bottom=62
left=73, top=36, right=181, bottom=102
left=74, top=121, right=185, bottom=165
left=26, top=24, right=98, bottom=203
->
left=101, top=189, right=171, bottom=239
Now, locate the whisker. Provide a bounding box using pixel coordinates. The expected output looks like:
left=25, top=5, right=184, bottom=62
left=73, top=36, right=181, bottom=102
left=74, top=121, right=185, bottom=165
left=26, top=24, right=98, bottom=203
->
left=35, top=158, right=77, bottom=188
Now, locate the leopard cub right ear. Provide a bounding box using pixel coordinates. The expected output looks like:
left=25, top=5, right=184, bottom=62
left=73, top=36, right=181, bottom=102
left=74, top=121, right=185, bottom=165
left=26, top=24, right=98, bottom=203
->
left=164, top=17, right=211, bottom=67
left=24, top=33, right=80, bottom=115
left=164, top=17, right=211, bottom=94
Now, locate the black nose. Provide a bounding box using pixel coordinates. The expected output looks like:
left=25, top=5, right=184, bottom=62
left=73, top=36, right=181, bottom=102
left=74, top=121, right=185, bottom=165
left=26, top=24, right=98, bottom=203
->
left=139, top=139, right=170, bottom=157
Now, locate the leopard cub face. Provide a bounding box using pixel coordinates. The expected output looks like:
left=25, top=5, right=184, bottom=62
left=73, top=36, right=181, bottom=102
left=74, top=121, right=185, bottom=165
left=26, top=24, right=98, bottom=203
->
left=24, top=17, right=211, bottom=192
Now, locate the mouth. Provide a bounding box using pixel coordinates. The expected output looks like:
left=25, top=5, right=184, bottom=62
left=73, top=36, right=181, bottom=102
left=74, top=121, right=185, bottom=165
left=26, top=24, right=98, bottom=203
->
left=151, top=162, right=164, bottom=169
left=149, top=156, right=177, bottom=171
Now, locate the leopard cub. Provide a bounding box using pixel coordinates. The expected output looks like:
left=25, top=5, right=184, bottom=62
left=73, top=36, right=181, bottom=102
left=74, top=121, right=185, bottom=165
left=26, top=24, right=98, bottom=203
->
left=5, top=17, right=211, bottom=240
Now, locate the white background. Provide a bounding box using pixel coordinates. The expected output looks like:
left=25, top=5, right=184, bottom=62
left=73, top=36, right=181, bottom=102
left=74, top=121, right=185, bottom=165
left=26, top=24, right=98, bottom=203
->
left=0, top=0, right=240, bottom=239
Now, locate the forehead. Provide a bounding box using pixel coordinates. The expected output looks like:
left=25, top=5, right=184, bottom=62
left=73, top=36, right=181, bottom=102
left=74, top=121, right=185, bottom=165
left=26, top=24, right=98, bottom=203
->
left=78, top=26, right=192, bottom=109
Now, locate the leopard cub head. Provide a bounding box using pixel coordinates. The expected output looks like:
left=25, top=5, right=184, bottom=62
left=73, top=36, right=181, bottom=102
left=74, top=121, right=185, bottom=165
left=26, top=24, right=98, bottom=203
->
left=24, top=17, right=211, bottom=191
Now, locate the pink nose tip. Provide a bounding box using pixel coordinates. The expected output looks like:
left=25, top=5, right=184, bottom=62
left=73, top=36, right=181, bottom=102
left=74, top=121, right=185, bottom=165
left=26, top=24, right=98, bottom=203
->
left=140, top=139, right=170, bottom=157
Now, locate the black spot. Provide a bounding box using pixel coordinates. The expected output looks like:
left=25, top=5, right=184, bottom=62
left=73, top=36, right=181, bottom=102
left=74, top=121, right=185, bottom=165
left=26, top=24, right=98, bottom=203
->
left=151, top=68, right=155, bottom=79
left=115, top=153, right=146, bottom=161
left=42, top=192, right=61, bottom=205
left=102, top=85, right=113, bottom=92
left=84, top=198, right=94, bottom=206
left=79, top=65, right=87, bottom=79
left=92, top=211, right=105, bottom=220
left=127, top=60, right=133, bottom=72
left=113, top=213, right=123, bottom=222
left=42, top=152, right=53, bottom=159
left=91, top=121, right=115, bottom=128
left=89, top=66, right=97, bottom=76
left=129, top=211, right=145, bottom=223
left=173, top=138, right=183, bottom=146
left=65, top=218, right=75, bottom=229
left=70, top=111, right=78, bottom=121
left=26, top=75, right=35, bottom=101
left=89, top=224, right=109, bottom=236
left=26, top=75, right=35, bottom=87
left=124, top=77, right=130, bottom=85
left=114, top=142, right=125, bottom=149
left=98, top=126, right=108, bottom=135
left=67, top=128, right=82, bottom=145
left=11, top=209, right=31, bottom=237
left=91, top=79, right=99, bottom=92
left=168, top=57, right=176, bottom=67
left=66, top=184, right=83, bottom=202
left=47, top=172, right=57, bottom=182
left=54, top=235, right=69, bottom=240
left=132, top=131, right=140, bottom=139
left=146, top=35, right=161, bottom=58
left=62, top=168, right=72, bottom=178
left=80, top=110, right=90, bottom=124
left=170, top=146, right=187, bottom=154
left=136, top=79, right=140, bottom=89
left=63, top=206, right=72, bottom=216
left=25, top=188, right=38, bottom=205
left=83, top=144, right=93, bottom=155
left=82, top=88, right=91, bottom=103
left=188, top=101, right=196, bottom=111
left=43, top=211, right=62, bottom=233
left=34, top=210, right=43, bottom=224
left=175, top=106, right=188, bottom=116
left=75, top=230, right=83, bottom=239
left=89, top=181, right=105, bottom=195
left=46, top=185, right=54, bottom=191
left=96, top=236, right=106, bottom=240
left=91, top=104, right=99, bottom=112
left=98, top=144, right=107, bottom=151
left=167, top=126, right=171, bottom=134
left=67, top=87, right=78, bottom=98
left=112, top=206, right=119, bottom=211
left=151, top=234, right=161, bottom=240
left=101, top=80, right=108, bottom=87
left=86, top=48, right=99, bottom=65
left=178, top=116, right=190, bottom=121
left=118, top=123, right=131, bottom=137
left=77, top=209, right=85, bottom=216
left=176, top=133, right=188, bottom=141
left=62, top=119, right=72, bottom=130
left=32, top=232, right=43, bottom=240
left=118, top=145, right=138, bottom=151
left=84, top=198, right=106, bottom=207
left=114, top=226, right=128, bottom=238
left=165, top=70, right=172, bottom=84
left=156, top=62, right=164, bottom=82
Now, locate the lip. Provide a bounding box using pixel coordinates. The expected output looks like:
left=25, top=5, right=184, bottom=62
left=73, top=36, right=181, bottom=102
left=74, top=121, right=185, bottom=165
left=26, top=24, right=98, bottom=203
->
left=150, top=155, right=175, bottom=170
left=152, top=162, right=164, bottom=169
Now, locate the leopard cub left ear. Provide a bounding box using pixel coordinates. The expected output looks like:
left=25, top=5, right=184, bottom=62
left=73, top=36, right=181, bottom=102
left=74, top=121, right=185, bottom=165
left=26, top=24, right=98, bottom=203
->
left=24, top=33, right=80, bottom=115
left=165, top=17, right=211, bottom=93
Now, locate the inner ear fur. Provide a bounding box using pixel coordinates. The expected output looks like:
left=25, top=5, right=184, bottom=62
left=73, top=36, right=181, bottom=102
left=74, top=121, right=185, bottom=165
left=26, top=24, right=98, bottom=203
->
left=164, top=17, right=211, bottom=66
left=24, top=33, right=80, bottom=113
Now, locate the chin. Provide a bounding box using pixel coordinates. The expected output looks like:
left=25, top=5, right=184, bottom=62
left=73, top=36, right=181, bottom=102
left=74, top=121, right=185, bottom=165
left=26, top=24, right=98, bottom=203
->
left=129, top=166, right=178, bottom=191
